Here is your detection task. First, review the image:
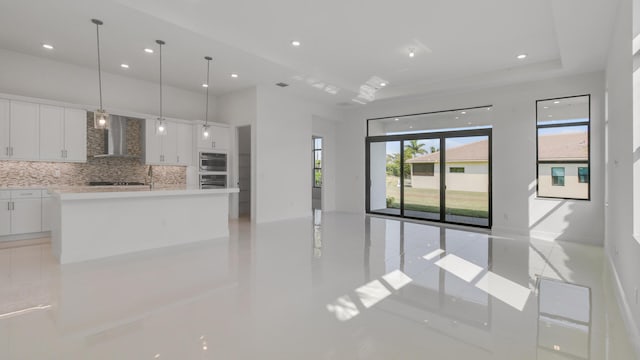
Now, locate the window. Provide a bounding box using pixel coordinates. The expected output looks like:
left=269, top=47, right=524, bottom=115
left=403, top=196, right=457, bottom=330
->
left=413, top=163, right=434, bottom=176
left=551, top=167, right=565, bottom=186
left=578, top=167, right=589, bottom=183
left=536, top=95, right=590, bottom=199
left=313, top=137, right=322, bottom=187
left=449, top=167, right=465, bottom=173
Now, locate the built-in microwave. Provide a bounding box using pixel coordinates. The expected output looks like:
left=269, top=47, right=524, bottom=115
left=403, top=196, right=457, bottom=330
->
left=200, top=174, right=227, bottom=189
left=199, top=152, right=227, bottom=172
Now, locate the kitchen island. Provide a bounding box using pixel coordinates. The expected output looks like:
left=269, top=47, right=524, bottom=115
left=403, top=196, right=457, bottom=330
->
left=49, top=186, right=239, bottom=264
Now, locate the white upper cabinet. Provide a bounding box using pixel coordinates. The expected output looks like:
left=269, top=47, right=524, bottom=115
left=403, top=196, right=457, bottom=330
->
left=39, top=105, right=65, bottom=161
left=39, top=105, right=87, bottom=162
left=145, top=118, right=164, bottom=164
left=9, top=101, right=39, bottom=160
left=0, top=99, right=10, bottom=160
left=197, top=123, right=229, bottom=151
left=63, top=108, right=87, bottom=162
left=145, top=119, right=193, bottom=166
left=176, top=122, right=193, bottom=165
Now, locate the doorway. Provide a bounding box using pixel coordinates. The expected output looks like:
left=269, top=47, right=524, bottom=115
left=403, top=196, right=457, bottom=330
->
left=237, top=125, right=251, bottom=218
left=366, top=128, right=492, bottom=228
left=312, top=136, right=322, bottom=210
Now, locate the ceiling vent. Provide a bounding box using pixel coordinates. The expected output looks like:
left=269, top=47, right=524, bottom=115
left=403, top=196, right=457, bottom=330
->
left=275, top=82, right=289, bottom=87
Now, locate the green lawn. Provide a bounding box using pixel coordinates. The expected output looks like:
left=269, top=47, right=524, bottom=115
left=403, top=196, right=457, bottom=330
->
left=384, top=176, right=488, bottom=218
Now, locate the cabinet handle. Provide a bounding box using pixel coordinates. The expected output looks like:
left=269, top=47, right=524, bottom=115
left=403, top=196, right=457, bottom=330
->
left=7, top=202, right=10, bottom=211
left=213, top=141, right=216, bottom=148
left=9, top=147, right=13, bottom=156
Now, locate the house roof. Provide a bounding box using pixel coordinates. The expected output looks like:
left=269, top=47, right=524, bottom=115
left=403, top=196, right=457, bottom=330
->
left=406, top=132, right=588, bottom=163
left=537, top=132, right=588, bottom=161
left=406, top=139, right=488, bottom=163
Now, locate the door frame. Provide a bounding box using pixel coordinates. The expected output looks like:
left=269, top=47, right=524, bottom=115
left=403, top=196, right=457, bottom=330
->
left=365, top=127, right=492, bottom=229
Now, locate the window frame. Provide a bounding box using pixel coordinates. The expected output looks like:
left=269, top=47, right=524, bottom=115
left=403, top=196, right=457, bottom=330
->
left=412, top=163, right=435, bottom=176
left=313, top=137, right=322, bottom=188
left=578, top=167, right=589, bottom=184
left=535, top=94, right=591, bottom=201
left=551, top=167, right=565, bottom=186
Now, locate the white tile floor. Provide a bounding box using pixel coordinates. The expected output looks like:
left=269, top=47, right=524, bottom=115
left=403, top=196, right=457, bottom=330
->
left=0, top=212, right=635, bottom=359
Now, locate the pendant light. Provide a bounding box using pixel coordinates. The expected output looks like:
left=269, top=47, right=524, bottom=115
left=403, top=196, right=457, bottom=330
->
left=155, top=39, right=167, bottom=136
left=91, top=19, right=109, bottom=129
left=202, top=56, right=212, bottom=140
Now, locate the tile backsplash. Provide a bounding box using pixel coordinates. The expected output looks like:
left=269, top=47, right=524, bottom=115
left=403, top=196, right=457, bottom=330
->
left=0, top=117, right=186, bottom=187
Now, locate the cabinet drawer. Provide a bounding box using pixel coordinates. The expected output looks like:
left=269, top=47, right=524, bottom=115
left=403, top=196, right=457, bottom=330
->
left=11, top=190, right=43, bottom=199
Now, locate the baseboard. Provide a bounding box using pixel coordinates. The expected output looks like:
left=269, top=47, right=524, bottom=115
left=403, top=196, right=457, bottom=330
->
left=606, top=252, right=640, bottom=358
left=0, top=231, right=50, bottom=243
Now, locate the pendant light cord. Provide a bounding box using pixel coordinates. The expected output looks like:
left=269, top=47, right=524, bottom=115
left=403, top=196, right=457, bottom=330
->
left=95, top=21, right=103, bottom=111
left=159, top=42, right=163, bottom=120
left=205, top=57, right=210, bottom=126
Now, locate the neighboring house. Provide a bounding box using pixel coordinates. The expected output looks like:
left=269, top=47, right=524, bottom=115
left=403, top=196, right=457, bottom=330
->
left=406, top=132, right=588, bottom=197
left=406, top=140, right=489, bottom=192
left=537, top=132, right=589, bottom=199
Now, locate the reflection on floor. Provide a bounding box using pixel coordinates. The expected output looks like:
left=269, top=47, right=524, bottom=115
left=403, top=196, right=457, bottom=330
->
left=0, top=213, right=634, bottom=359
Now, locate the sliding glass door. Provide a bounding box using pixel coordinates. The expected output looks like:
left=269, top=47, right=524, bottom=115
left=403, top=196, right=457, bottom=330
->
left=403, top=138, right=441, bottom=221
left=444, top=135, right=490, bottom=227
left=368, top=140, right=402, bottom=215
left=367, top=129, right=492, bottom=228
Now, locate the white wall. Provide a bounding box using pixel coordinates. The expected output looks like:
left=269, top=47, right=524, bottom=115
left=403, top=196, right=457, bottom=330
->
left=254, top=86, right=340, bottom=223
left=336, top=72, right=606, bottom=245
left=605, top=0, right=640, bottom=353
left=0, top=48, right=214, bottom=121
left=217, top=87, right=257, bottom=219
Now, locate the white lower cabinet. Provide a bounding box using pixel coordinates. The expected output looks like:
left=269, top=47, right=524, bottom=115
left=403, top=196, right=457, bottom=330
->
left=42, top=195, right=52, bottom=232
left=12, top=198, right=42, bottom=234
left=0, top=189, right=46, bottom=238
left=0, top=193, right=10, bottom=236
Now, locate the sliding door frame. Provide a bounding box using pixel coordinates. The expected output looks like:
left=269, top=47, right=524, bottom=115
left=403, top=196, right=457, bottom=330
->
left=366, top=127, right=493, bottom=229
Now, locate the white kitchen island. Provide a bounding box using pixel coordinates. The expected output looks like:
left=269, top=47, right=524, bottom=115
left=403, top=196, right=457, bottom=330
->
left=49, top=187, right=239, bottom=264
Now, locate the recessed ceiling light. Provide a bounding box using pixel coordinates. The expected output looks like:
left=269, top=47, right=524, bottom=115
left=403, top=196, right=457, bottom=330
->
left=231, top=73, right=239, bottom=78
left=456, top=117, right=459, bottom=119
left=554, top=101, right=560, bottom=104
left=544, top=106, right=549, bottom=109
left=467, top=122, right=472, bottom=125
left=394, top=118, right=399, bottom=121
left=291, top=40, right=301, bottom=47
left=42, top=44, right=54, bottom=50
left=409, top=48, right=415, bottom=58
left=409, top=126, right=413, bottom=129
left=517, top=54, right=527, bottom=60
left=120, top=63, right=129, bottom=69
left=461, top=111, right=466, bottom=114
left=487, top=107, right=492, bottom=110
left=380, top=82, right=387, bottom=87
left=144, top=48, right=154, bottom=54
left=202, top=83, right=209, bottom=88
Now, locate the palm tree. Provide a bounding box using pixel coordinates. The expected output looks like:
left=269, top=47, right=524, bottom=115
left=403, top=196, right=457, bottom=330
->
left=404, top=140, right=427, bottom=159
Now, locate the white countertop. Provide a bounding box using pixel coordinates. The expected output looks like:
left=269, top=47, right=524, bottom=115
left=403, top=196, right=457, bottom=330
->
left=50, top=186, right=239, bottom=200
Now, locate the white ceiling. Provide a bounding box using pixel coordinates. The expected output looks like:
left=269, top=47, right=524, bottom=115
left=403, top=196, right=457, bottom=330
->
left=0, top=0, right=620, bottom=107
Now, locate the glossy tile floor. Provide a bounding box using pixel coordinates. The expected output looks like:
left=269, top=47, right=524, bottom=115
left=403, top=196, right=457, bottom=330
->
left=0, top=212, right=635, bottom=359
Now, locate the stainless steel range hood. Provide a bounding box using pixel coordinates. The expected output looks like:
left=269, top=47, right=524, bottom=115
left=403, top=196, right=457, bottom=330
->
left=94, top=115, right=138, bottom=158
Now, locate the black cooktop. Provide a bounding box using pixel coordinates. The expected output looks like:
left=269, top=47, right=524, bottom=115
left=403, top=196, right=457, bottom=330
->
left=88, top=181, right=145, bottom=186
